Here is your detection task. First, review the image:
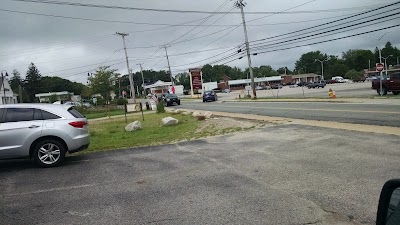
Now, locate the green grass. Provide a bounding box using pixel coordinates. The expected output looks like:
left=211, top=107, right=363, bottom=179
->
left=86, top=113, right=203, bottom=153
left=83, top=109, right=127, bottom=120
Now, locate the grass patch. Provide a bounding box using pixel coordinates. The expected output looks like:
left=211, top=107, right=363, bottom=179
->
left=83, top=109, right=127, bottom=120
left=85, top=113, right=203, bottom=153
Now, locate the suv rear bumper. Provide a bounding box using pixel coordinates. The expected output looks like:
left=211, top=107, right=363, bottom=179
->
left=67, top=135, right=90, bottom=153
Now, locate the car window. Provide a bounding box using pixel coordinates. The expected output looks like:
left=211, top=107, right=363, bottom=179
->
left=5, top=108, right=35, bottom=123
left=68, top=108, right=85, bottom=118
left=0, top=108, right=4, bottom=123
left=34, top=109, right=43, bottom=120
left=41, top=110, right=62, bottom=120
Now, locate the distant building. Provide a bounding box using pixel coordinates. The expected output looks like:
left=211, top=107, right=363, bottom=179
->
left=282, top=73, right=321, bottom=84
left=228, top=76, right=283, bottom=90
left=35, top=91, right=73, bottom=103
left=0, top=77, right=18, bottom=104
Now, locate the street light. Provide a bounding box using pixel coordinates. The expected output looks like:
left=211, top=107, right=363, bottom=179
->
left=368, top=32, right=389, bottom=96
left=382, top=55, right=393, bottom=77
left=314, top=57, right=329, bottom=81
left=1, top=70, right=9, bottom=104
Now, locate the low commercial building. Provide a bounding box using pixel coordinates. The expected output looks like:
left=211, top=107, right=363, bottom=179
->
left=35, top=91, right=73, bottom=103
left=228, top=76, right=283, bottom=90
left=0, top=77, right=18, bottom=104
left=282, top=74, right=321, bottom=84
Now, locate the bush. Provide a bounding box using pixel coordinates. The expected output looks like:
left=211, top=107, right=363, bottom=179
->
left=196, top=115, right=206, bottom=121
left=116, top=98, right=128, bottom=105
left=156, top=101, right=165, bottom=113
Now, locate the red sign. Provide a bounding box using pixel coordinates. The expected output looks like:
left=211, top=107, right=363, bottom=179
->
left=376, top=63, right=384, bottom=72
left=189, top=68, right=203, bottom=90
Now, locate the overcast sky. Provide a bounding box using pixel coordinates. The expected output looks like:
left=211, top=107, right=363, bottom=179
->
left=0, top=0, right=399, bottom=84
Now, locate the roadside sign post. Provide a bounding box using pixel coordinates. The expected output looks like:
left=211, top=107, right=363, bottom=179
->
left=376, top=63, right=385, bottom=96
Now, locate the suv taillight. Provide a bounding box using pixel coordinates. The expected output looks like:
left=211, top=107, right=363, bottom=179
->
left=69, top=121, right=87, bottom=128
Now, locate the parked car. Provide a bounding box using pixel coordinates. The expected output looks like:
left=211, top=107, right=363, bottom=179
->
left=296, top=81, right=309, bottom=87
left=222, top=89, right=231, bottom=93
left=307, top=81, right=326, bottom=89
left=271, top=84, right=283, bottom=89
left=325, top=79, right=337, bottom=84
left=0, top=104, right=89, bottom=167
left=163, top=94, right=181, bottom=106
left=332, top=76, right=346, bottom=83
left=372, top=72, right=400, bottom=95
left=203, top=91, right=218, bottom=102
left=212, top=88, right=223, bottom=93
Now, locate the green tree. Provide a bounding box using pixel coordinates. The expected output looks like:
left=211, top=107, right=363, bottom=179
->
left=39, top=76, right=86, bottom=95
left=175, top=72, right=190, bottom=89
left=48, top=94, right=58, bottom=103
left=343, top=49, right=374, bottom=71
left=9, top=69, right=23, bottom=92
left=295, top=51, right=326, bottom=74
left=325, top=61, right=349, bottom=79
left=25, top=63, right=42, bottom=102
left=277, top=67, right=292, bottom=75
left=89, top=66, right=117, bottom=102
left=344, top=69, right=363, bottom=80
left=379, top=42, right=400, bottom=66
left=251, top=65, right=279, bottom=77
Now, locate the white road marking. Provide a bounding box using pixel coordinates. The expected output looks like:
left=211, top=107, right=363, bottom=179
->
left=3, top=184, right=96, bottom=196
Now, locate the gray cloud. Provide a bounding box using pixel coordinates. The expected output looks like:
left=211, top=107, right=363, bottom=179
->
left=0, top=0, right=399, bottom=83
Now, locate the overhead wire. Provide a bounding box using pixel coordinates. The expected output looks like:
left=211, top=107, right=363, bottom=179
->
left=9, top=0, right=390, bottom=15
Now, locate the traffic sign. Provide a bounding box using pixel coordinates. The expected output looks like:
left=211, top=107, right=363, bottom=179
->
left=376, top=63, right=385, bottom=72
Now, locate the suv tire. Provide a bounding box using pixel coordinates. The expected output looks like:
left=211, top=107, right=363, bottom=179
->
left=393, top=91, right=400, bottom=95
left=33, top=139, right=66, bottom=168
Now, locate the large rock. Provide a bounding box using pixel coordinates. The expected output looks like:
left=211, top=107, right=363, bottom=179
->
left=162, top=117, right=179, bottom=126
left=125, top=121, right=142, bottom=132
left=203, top=111, right=213, bottom=119
left=192, top=111, right=203, bottom=117
left=182, top=111, right=192, bottom=116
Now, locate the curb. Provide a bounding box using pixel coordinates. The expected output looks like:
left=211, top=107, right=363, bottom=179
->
left=176, top=108, right=400, bottom=137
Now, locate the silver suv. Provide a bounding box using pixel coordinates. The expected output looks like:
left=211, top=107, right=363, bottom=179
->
left=0, top=104, right=89, bottom=167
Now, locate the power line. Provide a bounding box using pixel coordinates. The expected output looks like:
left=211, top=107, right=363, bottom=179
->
left=9, top=0, right=389, bottom=15
left=0, top=7, right=363, bottom=29
left=250, top=15, right=400, bottom=53
left=249, top=10, right=400, bottom=50
left=249, top=1, right=400, bottom=44
left=252, top=24, right=400, bottom=55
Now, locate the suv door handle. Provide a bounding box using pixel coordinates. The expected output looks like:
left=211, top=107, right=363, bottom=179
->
left=29, top=125, right=40, bottom=129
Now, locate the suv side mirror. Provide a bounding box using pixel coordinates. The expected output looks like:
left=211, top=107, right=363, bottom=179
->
left=376, top=179, right=400, bottom=225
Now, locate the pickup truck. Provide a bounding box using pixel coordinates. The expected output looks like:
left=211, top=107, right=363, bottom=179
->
left=307, top=81, right=326, bottom=89
left=372, top=72, right=400, bottom=95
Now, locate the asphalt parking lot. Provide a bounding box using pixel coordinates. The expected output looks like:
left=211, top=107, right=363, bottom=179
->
left=1, top=124, right=399, bottom=225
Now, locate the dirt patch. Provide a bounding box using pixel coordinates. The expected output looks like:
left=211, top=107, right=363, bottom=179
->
left=195, top=117, right=269, bottom=134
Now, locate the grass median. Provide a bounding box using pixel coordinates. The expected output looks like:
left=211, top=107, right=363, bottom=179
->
left=86, top=113, right=204, bottom=153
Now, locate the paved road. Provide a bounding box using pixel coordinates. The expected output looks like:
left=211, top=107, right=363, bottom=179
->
left=176, top=101, right=400, bottom=127
left=1, top=125, right=399, bottom=225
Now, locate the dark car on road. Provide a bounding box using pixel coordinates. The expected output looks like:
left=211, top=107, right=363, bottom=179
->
left=372, top=72, right=400, bottom=95
left=307, top=81, right=326, bottom=89
left=163, top=94, right=181, bottom=106
left=203, top=91, right=218, bottom=102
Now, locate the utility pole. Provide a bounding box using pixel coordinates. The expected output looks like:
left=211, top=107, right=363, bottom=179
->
left=1, top=70, right=8, bottom=104
left=137, top=63, right=145, bottom=96
left=382, top=55, right=393, bottom=77
left=314, top=57, right=329, bottom=81
left=235, top=0, right=256, bottom=98
left=163, top=45, right=174, bottom=85
left=369, top=32, right=389, bottom=96
left=368, top=60, right=371, bottom=71
left=116, top=32, right=135, bottom=103
left=397, top=56, right=399, bottom=65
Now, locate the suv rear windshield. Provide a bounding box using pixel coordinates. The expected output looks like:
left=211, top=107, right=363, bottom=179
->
left=68, top=108, right=85, bottom=118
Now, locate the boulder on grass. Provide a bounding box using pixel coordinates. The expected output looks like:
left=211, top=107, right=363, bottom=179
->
left=192, top=111, right=203, bottom=117
left=162, top=117, right=179, bottom=126
left=125, top=121, right=142, bottom=132
left=182, top=111, right=192, bottom=116
left=204, top=111, right=213, bottom=119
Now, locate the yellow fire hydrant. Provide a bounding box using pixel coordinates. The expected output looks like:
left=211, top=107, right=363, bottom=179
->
left=328, top=89, right=333, bottom=98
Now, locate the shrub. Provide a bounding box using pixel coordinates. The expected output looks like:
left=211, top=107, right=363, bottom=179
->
left=196, top=115, right=206, bottom=121
left=156, top=101, right=165, bottom=113
left=117, top=98, right=128, bottom=105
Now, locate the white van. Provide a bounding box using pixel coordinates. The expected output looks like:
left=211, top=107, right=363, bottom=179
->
left=332, top=76, right=346, bottom=83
